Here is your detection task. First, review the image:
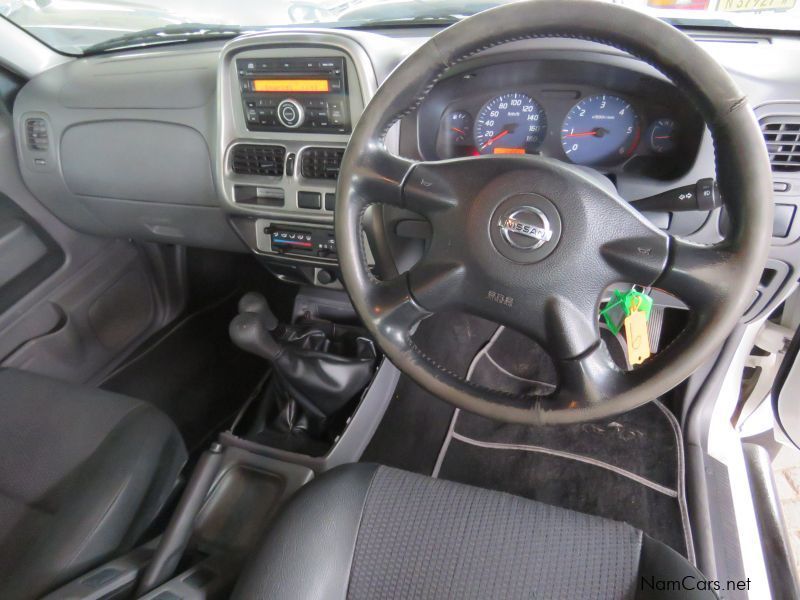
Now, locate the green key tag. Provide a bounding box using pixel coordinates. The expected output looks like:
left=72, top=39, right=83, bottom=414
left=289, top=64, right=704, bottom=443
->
left=600, top=289, right=628, bottom=336
left=623, top=289, right=653, bottom=321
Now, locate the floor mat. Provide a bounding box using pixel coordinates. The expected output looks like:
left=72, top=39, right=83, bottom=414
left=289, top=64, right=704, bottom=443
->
left=101, top=296, right=269, bottom=453
left=432, top=326, right=693, bottom=559
left=360, top=312, right=497, bottom=474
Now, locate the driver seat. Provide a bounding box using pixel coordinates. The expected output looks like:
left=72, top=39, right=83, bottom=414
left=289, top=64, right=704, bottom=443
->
left=233, top=463, right=715, bottom=599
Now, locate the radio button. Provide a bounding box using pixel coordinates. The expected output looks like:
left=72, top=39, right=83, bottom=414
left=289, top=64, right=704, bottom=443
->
left=277, top=99, right=304, bottom=128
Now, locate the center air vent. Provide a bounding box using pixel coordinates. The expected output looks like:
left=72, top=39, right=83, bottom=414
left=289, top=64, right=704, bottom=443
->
left=231, top=144, right=285, bottom=176
left=301, top=147, right=344, bottom=180
left=761, top=117, right=800, bottom=172
left=25, top=118, right=49, bottom=151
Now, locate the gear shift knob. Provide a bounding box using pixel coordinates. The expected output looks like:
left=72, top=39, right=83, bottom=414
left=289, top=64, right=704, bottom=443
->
left=229, top=312, right=283, bottom=361
left=238, top=292, right=279, bottom=332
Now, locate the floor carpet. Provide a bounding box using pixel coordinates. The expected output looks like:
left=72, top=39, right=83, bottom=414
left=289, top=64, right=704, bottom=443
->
left=363, top=317, right=693, bottom=559
left=101, top=296, right=269, bottom=453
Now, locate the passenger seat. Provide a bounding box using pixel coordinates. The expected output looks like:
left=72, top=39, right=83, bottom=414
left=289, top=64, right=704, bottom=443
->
left=0, top=368, right=186, bottom=599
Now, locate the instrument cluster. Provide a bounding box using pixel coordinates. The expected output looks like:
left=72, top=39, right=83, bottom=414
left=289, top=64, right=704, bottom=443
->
left=417, top=59, right=703, bottom=180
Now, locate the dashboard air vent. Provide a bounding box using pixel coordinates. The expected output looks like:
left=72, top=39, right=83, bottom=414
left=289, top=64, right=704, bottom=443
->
left=301, top=147, right=344, bottom=180
left=25, top=118, right=49, bottom=151
left=231, top=144, right=285, bottom=177
left=761, top=117, right=800, bottom=172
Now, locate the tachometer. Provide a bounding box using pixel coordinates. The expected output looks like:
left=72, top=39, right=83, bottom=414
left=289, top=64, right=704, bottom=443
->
left=560, top=95, right=640, bottom=165
left=474, top=93, right=547, bottom=155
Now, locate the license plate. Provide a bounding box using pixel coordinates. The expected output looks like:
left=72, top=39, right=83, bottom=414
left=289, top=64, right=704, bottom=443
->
left=718, top=0, right=796, bottom=12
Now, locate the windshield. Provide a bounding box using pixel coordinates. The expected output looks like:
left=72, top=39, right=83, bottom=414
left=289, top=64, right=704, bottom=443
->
left=2, top=0, right=800, bottom=56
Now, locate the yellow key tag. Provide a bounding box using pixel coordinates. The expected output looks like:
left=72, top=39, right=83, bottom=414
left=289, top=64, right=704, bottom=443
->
left=624, top=309, right=651, bottom=366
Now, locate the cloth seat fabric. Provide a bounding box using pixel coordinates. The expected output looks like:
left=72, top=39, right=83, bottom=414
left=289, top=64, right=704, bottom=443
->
left=233, top=463, right=717, bottom=600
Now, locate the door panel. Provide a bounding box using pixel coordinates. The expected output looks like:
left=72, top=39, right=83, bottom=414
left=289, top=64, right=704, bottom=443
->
left=0, top=193, right=64, bottom=313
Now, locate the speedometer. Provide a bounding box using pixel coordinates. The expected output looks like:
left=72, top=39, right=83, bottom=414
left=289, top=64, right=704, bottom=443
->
left=474, top=93, right=547, bottom=155
left=560, top=95, right=640, bottom=166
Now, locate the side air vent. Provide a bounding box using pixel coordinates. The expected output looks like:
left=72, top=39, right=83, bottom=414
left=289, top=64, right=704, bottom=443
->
left=25, top=118, right=49, bottom=151
left=761, top=117, right=800, bottom=172
left=231, top=144, right=285, bottom=177
left=301, top=147, right=344, bottom=180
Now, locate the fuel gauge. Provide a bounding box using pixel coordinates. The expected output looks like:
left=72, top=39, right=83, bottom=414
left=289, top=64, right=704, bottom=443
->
left=446, top=110, right=473, bottom=144
left=647, top=118, right=677, bottom=154
left=436, top=110, right=476, bottom=158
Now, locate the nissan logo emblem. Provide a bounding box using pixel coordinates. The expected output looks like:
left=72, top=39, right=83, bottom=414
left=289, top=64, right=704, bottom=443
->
left=499, top=206, right=553, bottom=250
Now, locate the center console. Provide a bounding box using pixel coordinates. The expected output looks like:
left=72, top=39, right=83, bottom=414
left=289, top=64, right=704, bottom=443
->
left=65, top=35, right=401, bottom=599
left=217, top=33, right=380, bottom=289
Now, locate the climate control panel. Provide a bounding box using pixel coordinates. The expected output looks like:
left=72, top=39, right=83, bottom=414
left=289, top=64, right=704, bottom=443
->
left=268, top=226, right=337, bottom=259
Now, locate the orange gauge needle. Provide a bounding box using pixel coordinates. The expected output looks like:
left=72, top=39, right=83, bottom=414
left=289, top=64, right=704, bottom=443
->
left=563, top=127, right=608, bottom=139
left=480, top=129, right=510, bottom=149
left=564, top=130, right=598, bottom=138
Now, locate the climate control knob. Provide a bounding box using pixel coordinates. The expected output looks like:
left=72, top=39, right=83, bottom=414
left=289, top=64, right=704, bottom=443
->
left=277, top=99, right=305, bottom=129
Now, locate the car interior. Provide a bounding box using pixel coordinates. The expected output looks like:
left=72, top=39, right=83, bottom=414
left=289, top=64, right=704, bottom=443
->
left=2, top=0, right=800, bottom=598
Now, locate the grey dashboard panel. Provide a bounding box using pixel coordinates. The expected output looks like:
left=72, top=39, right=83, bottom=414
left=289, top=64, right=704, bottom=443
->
left=12, top=43, right=246, bottom=252
left=56, top=52, right=215, bottom=109
left=9, top=25, right=800, bottom=315
left=61, top=120, right=216, bottom=206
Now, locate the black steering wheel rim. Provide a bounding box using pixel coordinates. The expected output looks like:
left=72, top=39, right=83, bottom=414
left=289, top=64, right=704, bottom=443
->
left=335, top=0, right=772, bottom=425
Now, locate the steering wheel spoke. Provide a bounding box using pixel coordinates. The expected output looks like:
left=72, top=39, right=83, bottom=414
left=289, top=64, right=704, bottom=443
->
left=555, top=342, right=626, bottom=408
left=366, top=274, right=431, bottom=347
left=655, top=236, right=738, bottom=310
left=348, top=145, right=464, bottom=217
left=348, top=144, right=417, bottom=208
left=407, top=258, right=467, bottom=313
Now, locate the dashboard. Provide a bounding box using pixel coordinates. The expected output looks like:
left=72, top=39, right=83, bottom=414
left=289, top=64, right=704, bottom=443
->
left=9, top=27, right=800, bottom=324
left=416, top=59, right=703, bottom=180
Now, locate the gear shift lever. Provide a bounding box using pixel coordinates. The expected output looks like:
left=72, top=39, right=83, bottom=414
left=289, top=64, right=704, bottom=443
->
left=238, top=292, right=280, bottom=333
left=229, top=312, right=283, bottom=361
left=229, top=293, right=378, bottom=423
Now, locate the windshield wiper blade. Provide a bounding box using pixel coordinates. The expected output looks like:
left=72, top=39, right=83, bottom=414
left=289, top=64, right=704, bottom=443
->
left=346, top=15, right=461, bottom=28
left=84, top=23, right=246, bottom=55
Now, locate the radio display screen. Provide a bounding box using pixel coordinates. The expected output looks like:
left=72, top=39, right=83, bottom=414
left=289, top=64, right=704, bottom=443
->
left=252, top=79, right=331, bottom=93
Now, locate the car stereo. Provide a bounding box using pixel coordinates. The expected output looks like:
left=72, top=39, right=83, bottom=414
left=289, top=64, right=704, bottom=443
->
left=237, top=57, right=350, bottom=134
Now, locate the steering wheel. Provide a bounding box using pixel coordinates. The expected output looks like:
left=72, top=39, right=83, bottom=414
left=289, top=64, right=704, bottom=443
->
left=335, top=0, right=772, bottom=425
